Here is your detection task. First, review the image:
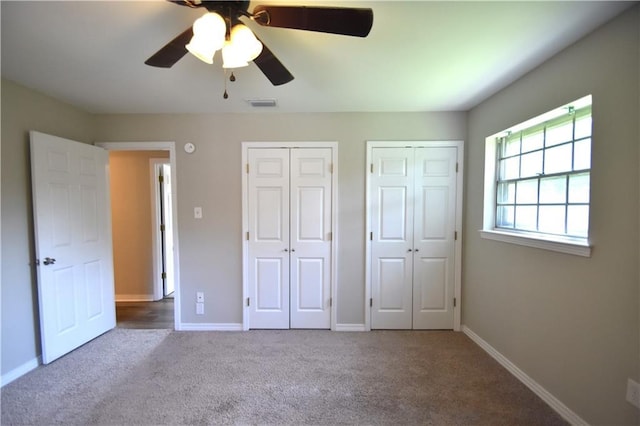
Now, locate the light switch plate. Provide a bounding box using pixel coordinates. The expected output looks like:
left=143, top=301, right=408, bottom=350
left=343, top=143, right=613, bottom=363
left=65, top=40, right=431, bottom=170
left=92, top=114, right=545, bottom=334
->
left=194, top=207, right=202, bottom=219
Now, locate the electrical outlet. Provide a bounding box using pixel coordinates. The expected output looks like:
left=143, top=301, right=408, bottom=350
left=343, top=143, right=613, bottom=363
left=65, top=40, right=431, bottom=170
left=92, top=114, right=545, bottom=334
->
left=626, top=378, right=640, bottom=408
left=196, top=292, right=204, bottom=303
left=196, top=302, right=204, bottom=315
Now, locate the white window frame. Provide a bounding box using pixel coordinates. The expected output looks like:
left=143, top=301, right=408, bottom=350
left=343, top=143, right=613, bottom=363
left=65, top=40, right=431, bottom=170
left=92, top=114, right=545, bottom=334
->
left=480, top=96, right=592, bottom=257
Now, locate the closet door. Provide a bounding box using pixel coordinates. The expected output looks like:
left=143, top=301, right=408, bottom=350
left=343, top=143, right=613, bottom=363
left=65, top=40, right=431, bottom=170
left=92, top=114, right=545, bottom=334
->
left=247, top=147, right=333, bottom=329
left=247, top=149, right=290, bottom=329
left=412, top=147, right=457, bottom=329
left=290, top=148, right=332, bottom=329
left=370, top=148, right=414, bottom=329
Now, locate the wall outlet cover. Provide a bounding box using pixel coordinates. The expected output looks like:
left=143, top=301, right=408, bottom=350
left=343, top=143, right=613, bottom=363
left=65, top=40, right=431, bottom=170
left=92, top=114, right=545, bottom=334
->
left=626, top=378, right=640, bottom=408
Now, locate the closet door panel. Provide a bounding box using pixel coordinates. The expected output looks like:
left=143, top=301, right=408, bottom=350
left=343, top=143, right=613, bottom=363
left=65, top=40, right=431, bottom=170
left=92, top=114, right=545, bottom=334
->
left=290, top=148, right=332, bottom=329
left=247, top=149, right=290, bottom=329
left=413, top=147, right=457, bottom=329
left=370, top=148, right=413, bottom=329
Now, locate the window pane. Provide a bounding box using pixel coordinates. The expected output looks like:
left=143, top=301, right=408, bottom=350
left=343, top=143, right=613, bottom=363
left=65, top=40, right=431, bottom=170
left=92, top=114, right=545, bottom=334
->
left=573, top=138, right=591, bottom=170
left=574, top=115, right=592, bottom=139
left=515, top=206, right=537, bottom=231
left=546, top=121, right=573, bottom=146
left=544, top=144, right=572, bottom=174
left=497, top=182, right=515, bottom=204
left=499, top=157, right=520, bottom=180
left=501, top=136, right=520, bottom=157
left=567, top=205, right=589, bottom=237
left=520, top=151, right=543, bottom=178
left=516, top=179, right=538, bottom=204
left=496, top=206, right=514, bottom=228
left=568, top=173, right=590, bottom=203
left=539, top=205, right=566, bottom=234
left=521, top=130, right=544, bottom=153
left=539, top=176, right=567, bottom=204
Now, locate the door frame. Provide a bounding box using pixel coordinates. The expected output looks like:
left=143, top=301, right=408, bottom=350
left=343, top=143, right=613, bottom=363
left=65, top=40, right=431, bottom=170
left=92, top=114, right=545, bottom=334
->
left=365, top=141, right=464, bottom=331
left=96, top=141, right=182, bottom=331
left=241, top=141, right=338, bottom=331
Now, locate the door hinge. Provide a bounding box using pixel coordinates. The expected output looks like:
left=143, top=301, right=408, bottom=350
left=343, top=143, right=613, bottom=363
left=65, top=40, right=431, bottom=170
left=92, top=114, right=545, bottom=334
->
left=246, top=164, right=249, bottom=174
left=161, top=272, right=167, bottom=279
left=453, top=297, right=457, bottom=308
left=246, top=231, right=249, bottom=241
left=454, top=231, right=457, bottom=240
left=160, top=224, right=165, bottom=232
left=158, top=175, right=164, bottom=183
left=329, top=297, right=333, bottom=307
left=370, top=164, right=374, bottom=173
left=370, top=231, right=373, bottom=241
left=456, top=162, right=459, bottom=173
left=327, top=232, right=332, bottom=241
left=330, top=164, right=333, bottom=173
left=370, top=298, right=373, bottom=307
left=247, top=297, right=250, bottom=307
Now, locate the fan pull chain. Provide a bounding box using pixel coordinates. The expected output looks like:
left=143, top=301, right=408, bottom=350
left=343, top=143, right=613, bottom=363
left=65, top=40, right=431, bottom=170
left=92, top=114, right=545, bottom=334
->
left=222, top=70, right=237, bottom=99
left=223, top=69, right=229, bottom=99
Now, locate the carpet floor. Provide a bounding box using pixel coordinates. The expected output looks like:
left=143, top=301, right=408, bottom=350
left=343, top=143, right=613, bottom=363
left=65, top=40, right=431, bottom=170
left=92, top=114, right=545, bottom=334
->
left=1, top=329, right=566, bottom=425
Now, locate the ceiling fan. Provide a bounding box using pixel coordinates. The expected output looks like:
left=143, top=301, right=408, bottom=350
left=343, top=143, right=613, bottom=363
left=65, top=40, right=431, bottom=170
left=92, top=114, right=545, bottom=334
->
left=145, top=0, right=374, bottom=87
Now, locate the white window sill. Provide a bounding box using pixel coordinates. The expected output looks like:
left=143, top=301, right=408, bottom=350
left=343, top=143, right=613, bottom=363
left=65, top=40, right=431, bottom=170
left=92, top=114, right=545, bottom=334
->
left=479, top=229, right=591, bottom=257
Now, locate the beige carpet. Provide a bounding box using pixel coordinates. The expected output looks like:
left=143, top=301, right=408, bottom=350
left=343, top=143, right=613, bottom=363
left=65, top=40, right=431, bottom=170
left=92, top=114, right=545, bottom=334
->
left=1, top=329, right=566, bottom=425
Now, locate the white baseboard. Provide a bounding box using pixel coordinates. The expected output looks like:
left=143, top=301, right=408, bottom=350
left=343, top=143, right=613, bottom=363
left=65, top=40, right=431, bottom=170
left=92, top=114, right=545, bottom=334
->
left=179, top=323, right=243, bottom=331
left=115, top=294, right=155, bottom=302
left=462, top=325, right=588, bottom=426
left=1, top=356, right=41, bottom=388
left=335, top=323, right=366, bottom=332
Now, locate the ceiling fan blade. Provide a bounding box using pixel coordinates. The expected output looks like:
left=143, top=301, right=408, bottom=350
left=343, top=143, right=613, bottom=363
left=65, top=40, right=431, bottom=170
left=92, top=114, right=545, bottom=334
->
left=145, top=27, right=193, bottom=68
left=252, top=40, right=294, bottom=86
left=252, top=5, right=373, bottom=37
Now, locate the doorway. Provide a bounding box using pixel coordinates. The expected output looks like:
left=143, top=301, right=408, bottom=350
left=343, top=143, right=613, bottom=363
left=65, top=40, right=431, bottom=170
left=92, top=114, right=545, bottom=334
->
left=97, top=142, right=181, bottom=330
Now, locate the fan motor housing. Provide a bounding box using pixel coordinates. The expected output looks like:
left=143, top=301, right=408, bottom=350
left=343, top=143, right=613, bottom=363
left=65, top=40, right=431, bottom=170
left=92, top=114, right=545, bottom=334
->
left=173, top=0, right=251, bottom=17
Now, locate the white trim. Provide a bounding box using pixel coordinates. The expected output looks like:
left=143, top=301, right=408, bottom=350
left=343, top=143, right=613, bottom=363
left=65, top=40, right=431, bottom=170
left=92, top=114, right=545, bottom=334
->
left=180, top=323, right=243, bottom=331
left=241, top=142, right=338, bottom=331
left=479, top=229, right=591, bottom=257
left=1, top=356, right=41, bottom=387
left=115, top=294, right=155, bottom=302
left=462, top=326, right=588, bottom=426
left=365, top=141, right=464, bottom=331
left=335, top=324, right=366, bottom=332
left=95, top=141, right=181, bottom=331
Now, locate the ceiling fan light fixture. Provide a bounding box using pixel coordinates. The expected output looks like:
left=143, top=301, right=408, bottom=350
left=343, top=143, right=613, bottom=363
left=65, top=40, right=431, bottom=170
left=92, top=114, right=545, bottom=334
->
left=186, top=12, right=226, bottom=64
left=222, top=40, right=249, bottom=69
left=229, top=24, right=263, bottom=62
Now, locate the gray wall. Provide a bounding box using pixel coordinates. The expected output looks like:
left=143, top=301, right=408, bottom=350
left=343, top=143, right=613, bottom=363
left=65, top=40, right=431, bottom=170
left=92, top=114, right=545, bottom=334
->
left=1, top=79, right=95, bottom=374
left=93, top=112, right=466, bottom=325
left=464, top=6, right=639, bottom=425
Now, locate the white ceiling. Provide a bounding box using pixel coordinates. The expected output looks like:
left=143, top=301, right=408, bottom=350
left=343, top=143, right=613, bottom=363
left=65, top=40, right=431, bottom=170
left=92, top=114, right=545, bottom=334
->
left=1, top=1, right=633, bottom=114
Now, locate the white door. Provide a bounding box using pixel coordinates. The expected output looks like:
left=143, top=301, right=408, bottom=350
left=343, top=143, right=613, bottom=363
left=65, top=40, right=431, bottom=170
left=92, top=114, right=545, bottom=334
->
left=247, top=147, right=332, bottom=329
left=30, top=131, right=115, bottom=364
left=370, top=145, right=458, bottom=330
left=370, top=148, right=414, bottom=329
left=412, top=147, right=457, bottom=329
left=247, top=149, right=291, bottom=329
left=290, top=148, right=332, bottom=329
left=161, top=163, right=175, bottom=296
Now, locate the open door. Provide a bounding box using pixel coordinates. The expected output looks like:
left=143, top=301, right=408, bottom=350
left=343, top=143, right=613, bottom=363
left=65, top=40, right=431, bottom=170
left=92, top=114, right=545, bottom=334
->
left=30, top=131, right=115, bottom=364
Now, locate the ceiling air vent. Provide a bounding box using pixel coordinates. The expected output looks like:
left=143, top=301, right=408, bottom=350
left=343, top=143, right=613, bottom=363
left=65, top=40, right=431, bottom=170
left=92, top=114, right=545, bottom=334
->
left=247, top=99, right=277, bottom=108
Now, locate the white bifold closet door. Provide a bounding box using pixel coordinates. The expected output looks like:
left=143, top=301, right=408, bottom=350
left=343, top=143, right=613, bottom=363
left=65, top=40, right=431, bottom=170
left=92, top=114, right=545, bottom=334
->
left=247, top=148, right=332, bottom=329
left=370, top=146, right=458, bottom=329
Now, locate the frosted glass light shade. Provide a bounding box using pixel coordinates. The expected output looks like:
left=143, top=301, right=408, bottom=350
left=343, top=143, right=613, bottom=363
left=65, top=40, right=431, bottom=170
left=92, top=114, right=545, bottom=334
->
left=222, top=40, right=249, bottom=69
left=186, top=12, right=226, bottom=64
left=229, top=24, right=263, bottom=62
